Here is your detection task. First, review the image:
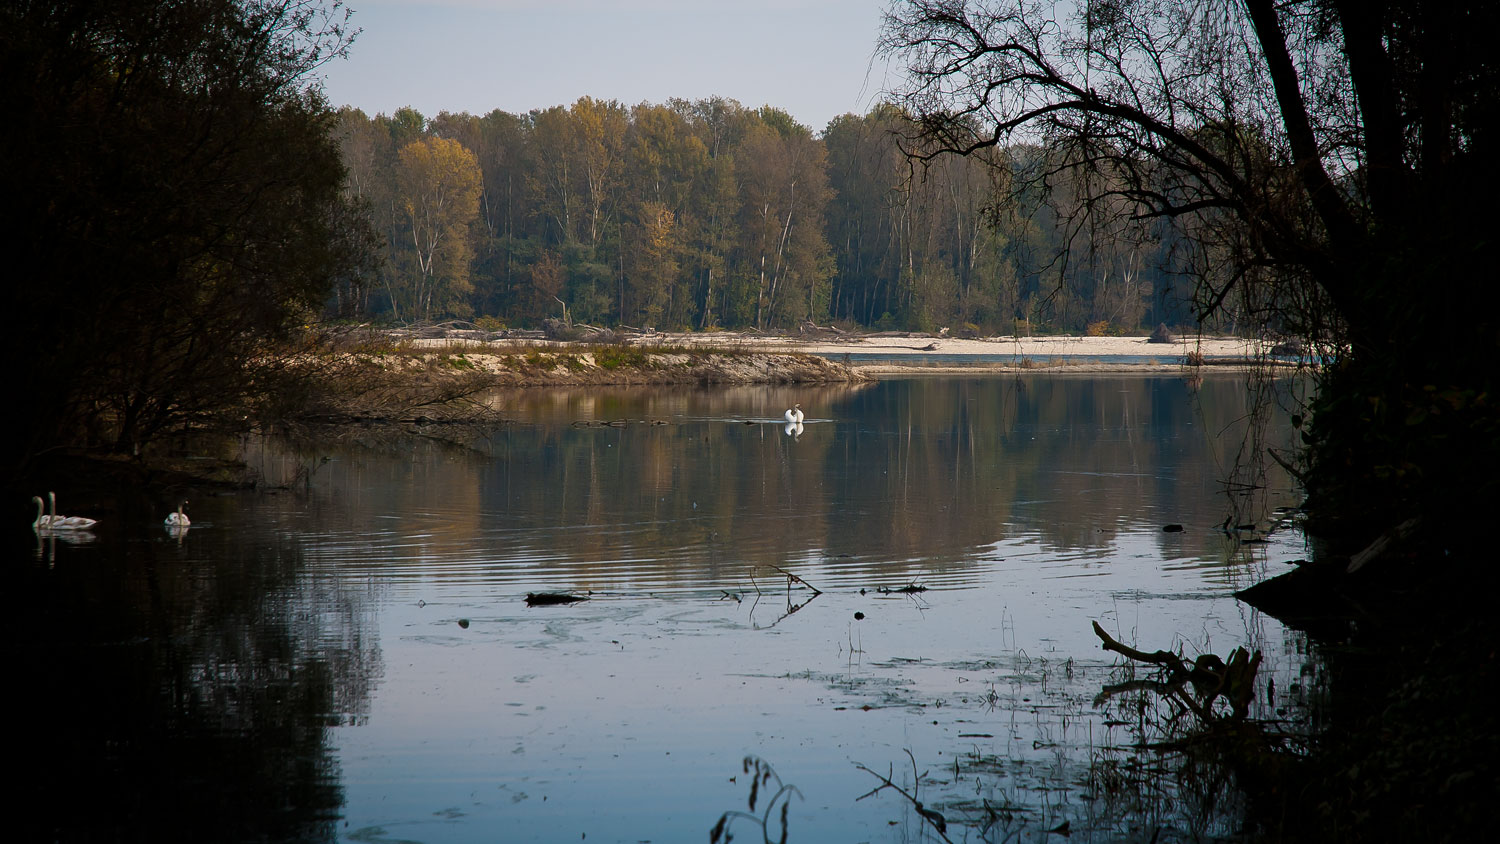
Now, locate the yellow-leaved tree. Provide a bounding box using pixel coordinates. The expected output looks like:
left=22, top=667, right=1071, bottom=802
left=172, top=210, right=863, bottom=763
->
left=394, top=136, right=482, bottom=321
left=633, top=201, right=681, bottom=326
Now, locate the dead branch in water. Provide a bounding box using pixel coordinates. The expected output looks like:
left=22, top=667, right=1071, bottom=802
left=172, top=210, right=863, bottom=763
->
left=746, top=565, right=823, bottom=628
left=854, top=750, right=953, bottom=843
left=1092, top=621, right=1262, bottom=720
left=767, top=564, right=822, bottom=595
left=1092, top=620, right=1190, bottom=674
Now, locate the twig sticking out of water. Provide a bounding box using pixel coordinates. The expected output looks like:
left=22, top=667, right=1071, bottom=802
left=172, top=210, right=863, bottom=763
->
left=767, top=564, right=822, bottom=595
left=745, top=565, right=824, bottom=628
left=855, top=750, right=953, bottom=843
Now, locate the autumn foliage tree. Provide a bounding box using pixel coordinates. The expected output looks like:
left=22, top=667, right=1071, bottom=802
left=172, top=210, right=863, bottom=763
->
left=394, top=136, right=483, bottom=321
left=332, top=97, right=1201, bottom=335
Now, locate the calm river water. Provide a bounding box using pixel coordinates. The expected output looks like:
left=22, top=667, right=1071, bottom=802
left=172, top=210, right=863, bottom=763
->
left=14, top=373, right=1316, bottom=843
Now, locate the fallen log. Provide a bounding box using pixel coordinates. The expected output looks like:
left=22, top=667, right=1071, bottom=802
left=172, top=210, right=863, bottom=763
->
left=525, top=592, right=588, bottom=606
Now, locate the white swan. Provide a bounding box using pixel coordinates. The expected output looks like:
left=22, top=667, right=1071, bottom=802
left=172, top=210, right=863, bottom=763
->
left=164, top=501, right=190, bottom=527
left=44, top=491, right=98, bottom=530
left=783, top=403, right=804, bottom=424
left=31, top=496, right=54, bottom=530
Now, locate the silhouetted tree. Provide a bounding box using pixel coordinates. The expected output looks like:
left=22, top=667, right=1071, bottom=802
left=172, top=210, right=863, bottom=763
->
left=2, top=0, right=373, bottom=473
left=882, top=0, right=1500, bottom=540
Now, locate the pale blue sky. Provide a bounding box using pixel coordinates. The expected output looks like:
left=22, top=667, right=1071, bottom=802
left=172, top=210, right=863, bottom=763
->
left=320, top=0, right=898, bottom=132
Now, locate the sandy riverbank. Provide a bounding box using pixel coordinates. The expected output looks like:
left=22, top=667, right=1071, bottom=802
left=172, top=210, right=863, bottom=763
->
left=402, top=330, right=1282, bottom=376
left=625, top=331, right=1277, bottom=375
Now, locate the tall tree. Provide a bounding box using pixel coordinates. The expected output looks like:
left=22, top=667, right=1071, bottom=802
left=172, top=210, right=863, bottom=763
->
left=735, top=117, right=835, bottom=329
left=394, top=136, right=482, bottom=321
left=629, top=202, right=681, bottom=326
left=528, top=105, right=578, bottom=245
left=470, top=109, right=536, bottom=319
left=2, top=0, right=370, bottom=471
left=571, top=97, right=628, bottom=249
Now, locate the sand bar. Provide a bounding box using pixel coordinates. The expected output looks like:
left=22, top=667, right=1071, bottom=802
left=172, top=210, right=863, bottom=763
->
left=639, top=332, right=1277, bottom=374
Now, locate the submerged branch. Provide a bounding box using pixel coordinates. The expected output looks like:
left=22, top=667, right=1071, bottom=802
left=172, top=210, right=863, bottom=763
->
left=854, top=751, right=953, bottom=843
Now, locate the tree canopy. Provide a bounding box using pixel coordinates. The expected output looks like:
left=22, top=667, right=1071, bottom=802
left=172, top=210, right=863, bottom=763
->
left=334, top=97, right=1215, bottom=336
left=2, top=0, right=373, bottom=474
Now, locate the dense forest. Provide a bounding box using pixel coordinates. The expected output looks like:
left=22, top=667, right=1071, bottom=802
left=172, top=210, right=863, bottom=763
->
left=333, top=99, right=1210, bottom=335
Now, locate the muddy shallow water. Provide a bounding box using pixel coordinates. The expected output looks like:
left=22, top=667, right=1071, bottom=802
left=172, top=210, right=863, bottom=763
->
left=14, top=374, right=1316, bottom=843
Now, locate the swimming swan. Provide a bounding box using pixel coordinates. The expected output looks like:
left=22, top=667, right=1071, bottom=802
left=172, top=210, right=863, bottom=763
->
left=31, top=496, right=53, bottom=530
left=783, top=403, right=804, bottom=424
left=165, top=501, right=190, bottom=527
left=42, top=491, right=98, bottom=530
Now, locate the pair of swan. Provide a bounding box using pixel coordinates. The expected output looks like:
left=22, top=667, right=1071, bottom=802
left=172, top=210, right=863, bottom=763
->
left=30, top=493, right=191, bottom=531
left=31, top=492, right=97, bottom=531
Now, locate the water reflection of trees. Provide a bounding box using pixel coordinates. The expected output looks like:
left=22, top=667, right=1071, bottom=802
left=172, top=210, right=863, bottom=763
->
left=500, top=376, right=1301, bottom=582
left=254, top=375, right=1303, bottom=590
left=10, top=524, right=380, bottom=841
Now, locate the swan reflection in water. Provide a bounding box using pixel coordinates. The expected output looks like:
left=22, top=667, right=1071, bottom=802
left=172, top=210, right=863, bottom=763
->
left=782, top=402, right=807, bottom=439
left=32, top=526, right=98, bottom=565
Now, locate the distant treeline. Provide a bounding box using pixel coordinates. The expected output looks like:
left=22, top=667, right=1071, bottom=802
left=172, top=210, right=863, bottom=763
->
left=334, top=98, right=1213, bottom=334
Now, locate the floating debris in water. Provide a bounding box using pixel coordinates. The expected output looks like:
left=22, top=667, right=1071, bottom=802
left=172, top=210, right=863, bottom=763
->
left=525, top=592, right=589, bottom=606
